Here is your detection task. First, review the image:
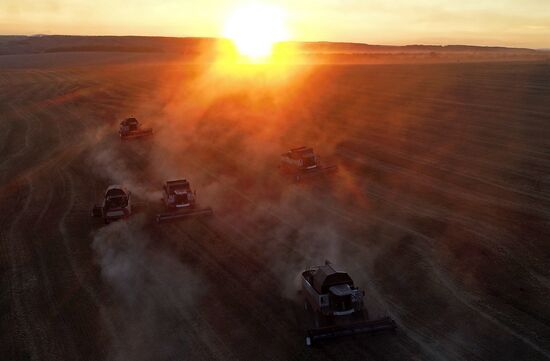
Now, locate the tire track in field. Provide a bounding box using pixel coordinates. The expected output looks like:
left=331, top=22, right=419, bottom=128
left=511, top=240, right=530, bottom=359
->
left=336, top=146, right=546, bottom=217
left=57, top=170, right=123, bottom=360
left=159, top=220, right=316, bottom=361
left=334, top=146, right=550, bottom=276
left=2, top=68, right=81, bottom=359
left=337, top=122, right=549, bottom=193
left=1, top=68, right=120, bottom=359
left=329, top=65, right=550, bottom=132
left=1, top=93, right=105, bottom=359
left=335, top=129, right=550, bottom=205
left=0, top=71, right=71, bottom=358
left=6, top=169, right=83, bottom=361
left=0, top=70, right=73, bottom=175
left=0, top=105, right=34, bottom=171
left=99, top=220, right=238, bottom=361
left=3, top=177, right=45, bottom=361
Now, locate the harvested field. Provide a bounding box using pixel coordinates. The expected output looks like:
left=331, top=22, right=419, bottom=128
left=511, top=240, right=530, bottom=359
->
left=1, top=55, right=550, bottom=361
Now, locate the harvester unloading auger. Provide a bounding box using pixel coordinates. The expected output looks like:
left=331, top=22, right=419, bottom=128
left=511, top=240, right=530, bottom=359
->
left=119, top=117, right=153, bottom=139
left=92, top=185, right=132, bottom=224
left=156, top=179, right=213, bottom=222
left=302, top=261, right=396, bottom=346
left=279, top=147, right=337, bottom=181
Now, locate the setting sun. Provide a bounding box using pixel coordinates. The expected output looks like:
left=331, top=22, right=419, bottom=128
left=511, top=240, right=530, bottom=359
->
left=223, top=4, right=290, bottom=60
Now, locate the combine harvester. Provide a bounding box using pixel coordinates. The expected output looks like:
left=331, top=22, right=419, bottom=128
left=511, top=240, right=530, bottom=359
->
left=302, top=261, right=396, bottom=346
left=156, top=179, right=213, bottom=222
left=279, top=147, right=337, bottom=181
left=92, top=185, right=132, bottom=224
left=119, top=117, right=153, bottom=139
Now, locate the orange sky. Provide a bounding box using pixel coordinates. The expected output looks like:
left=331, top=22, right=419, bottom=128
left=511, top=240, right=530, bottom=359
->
left=1, top=0, right=549, bottom=48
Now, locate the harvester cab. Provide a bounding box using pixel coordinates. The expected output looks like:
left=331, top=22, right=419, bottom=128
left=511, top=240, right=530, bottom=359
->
left=280, top=147, right=337, bottom=181
left=281, top=147, right=318, bottom=169
left=163, top=180, right=195, bottom=209
left=119, top=117, right=153, bottom=139
left=92, top=185, right=132, bottom=224
left=156, top=179, right=213, bottom=222
left=302, top=261, right=396, bottom=346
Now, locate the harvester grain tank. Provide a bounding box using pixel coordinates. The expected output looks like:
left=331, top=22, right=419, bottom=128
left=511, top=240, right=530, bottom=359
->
left=156, top=179, right=213, bottom=222
left=302, top=261, right=396, bottom=346
left=279, top=147, right=337, bottom=181
left=119, top=117, right=153, bottom=139
left=91, top=185, right=132, bottom=224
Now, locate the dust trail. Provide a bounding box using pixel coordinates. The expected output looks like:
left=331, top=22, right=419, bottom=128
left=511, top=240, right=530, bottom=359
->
left=91, top=216, right=205, bottom=361
left=269, top=215, right=345, bottom=299
left=89, top=134, right=161, bottom=202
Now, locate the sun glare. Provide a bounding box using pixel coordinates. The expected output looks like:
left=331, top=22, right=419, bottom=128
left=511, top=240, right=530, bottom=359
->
left=223, top=4, right=290, bottom=60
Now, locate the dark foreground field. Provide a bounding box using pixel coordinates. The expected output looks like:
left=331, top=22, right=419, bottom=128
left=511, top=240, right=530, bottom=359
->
left=1, top=54, right=549, bottom=361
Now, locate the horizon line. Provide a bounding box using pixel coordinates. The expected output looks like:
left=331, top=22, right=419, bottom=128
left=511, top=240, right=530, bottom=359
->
left=0, top=33, right=542, bottom=51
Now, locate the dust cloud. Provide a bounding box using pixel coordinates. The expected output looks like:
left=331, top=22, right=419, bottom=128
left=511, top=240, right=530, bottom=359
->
left=92, top=215, right=204, bottom=361
left=87, top=59, right=404, bottom=312
left=117, top=62, right=378, bottom=296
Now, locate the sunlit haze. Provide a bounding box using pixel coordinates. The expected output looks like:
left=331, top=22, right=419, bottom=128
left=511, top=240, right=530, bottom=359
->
left=1, top=0, right=550, bottom=48
left=223, top=4, right=289, bottom=60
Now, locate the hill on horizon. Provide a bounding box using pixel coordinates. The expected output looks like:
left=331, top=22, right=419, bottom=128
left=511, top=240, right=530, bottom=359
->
left=0, top=35, right=540, bottom=56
